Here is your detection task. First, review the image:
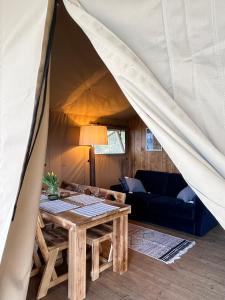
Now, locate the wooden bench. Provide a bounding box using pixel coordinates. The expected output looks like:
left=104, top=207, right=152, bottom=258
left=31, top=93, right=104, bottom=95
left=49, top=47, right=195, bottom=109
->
left=86, top=224, right=113, bottom=281
left=61, top=181, right=126, bottom=203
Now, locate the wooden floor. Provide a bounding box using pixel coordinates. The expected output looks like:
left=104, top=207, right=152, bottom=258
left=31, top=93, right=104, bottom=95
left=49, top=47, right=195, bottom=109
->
left=27, top=221, right=225, bottom=300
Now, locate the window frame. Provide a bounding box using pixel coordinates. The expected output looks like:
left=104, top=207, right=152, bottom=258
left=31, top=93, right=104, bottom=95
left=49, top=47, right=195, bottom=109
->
left=94, top=127, right=127, bottom=155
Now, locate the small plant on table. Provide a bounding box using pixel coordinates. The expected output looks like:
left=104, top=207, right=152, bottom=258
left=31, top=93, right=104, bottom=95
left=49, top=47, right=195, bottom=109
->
left=42, top=172, right=59, bottom=200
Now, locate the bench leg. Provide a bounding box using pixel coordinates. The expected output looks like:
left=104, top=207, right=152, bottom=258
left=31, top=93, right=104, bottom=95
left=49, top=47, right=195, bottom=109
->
left=91, top=240, right=100, bottom=281
left=108, top=243, right=113, bottom=262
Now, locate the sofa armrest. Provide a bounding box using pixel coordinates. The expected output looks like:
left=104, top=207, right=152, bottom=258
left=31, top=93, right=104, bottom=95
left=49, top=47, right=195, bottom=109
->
left=194, top=196, right=218, bottom=236
left=110, top=184, right=124, bottom=192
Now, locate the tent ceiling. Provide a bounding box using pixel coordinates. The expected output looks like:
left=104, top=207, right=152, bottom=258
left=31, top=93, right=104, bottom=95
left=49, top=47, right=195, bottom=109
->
left=50, top=3, right=136, bottom=124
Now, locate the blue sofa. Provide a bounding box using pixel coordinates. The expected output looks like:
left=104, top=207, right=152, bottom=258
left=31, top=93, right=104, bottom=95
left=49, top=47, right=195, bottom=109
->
left=111, top=170, right=218, bottom=236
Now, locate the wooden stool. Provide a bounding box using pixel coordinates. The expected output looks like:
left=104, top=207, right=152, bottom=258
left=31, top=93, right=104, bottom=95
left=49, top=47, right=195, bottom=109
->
left=35, top=214, right=69, bottom=299
left=86, top=224, right=113, bottom=281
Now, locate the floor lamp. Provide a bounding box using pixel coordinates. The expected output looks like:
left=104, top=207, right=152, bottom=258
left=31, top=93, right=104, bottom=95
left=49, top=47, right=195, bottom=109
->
left=79, top=125, right=108, bottom=186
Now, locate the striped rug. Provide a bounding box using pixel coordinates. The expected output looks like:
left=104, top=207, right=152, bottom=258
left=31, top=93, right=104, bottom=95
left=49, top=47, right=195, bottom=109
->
left=128, top=223, right=195, bottom=264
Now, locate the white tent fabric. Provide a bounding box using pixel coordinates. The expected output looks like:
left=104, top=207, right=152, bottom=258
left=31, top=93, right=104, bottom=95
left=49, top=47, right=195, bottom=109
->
left=0, top=1, right=53, bottom=298
left=64, top=0, right=225, bottom=226
left=0, top=84, right=50, bottom=300
left=0, top=0, right=49, bottom=261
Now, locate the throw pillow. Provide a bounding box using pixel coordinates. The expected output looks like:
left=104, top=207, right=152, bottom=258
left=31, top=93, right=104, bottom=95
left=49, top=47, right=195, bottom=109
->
left=120, top=176, right=146, bottom=193
left=119, top=177, right=129, bottom=192
left=177, top=186, right=196, bottom=203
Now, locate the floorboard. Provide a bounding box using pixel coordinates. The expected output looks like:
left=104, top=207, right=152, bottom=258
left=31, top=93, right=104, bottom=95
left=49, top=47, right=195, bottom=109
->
left=27, top=222, right=225, bottom=300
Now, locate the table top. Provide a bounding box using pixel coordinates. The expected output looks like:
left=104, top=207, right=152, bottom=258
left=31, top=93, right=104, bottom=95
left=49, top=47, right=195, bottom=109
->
left=40, top=194, right=131, bottom=230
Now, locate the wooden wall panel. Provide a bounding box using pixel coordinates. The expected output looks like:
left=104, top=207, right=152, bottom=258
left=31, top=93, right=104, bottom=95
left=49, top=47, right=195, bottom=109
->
left=128, top=117, right=179, bottom=176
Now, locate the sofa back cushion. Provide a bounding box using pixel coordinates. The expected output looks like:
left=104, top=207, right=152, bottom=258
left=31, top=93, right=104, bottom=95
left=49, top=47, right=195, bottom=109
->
left=135, top=170, right=187, bottom=196
left=166, top=173, right=187, bottom=196
left=120, top=176, right=146, bottom=193
left=135, top=170, right=168, bottom=195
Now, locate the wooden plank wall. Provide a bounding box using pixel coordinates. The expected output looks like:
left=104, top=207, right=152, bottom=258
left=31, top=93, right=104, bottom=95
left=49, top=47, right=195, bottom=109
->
left=128, top=117, right=179, bottom=176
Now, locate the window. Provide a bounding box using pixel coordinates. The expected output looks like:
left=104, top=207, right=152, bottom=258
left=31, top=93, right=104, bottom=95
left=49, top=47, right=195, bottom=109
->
left=94, top=129, right=126, bottom=154
left=146, top=128, right=162, bottom=151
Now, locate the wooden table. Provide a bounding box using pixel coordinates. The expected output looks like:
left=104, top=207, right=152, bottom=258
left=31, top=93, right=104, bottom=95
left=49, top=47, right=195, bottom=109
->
left=40, top=198, right=131, bottom=300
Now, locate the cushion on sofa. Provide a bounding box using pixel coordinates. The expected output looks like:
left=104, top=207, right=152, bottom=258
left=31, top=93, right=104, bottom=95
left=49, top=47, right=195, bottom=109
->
left=135, top=170, right=169, bottom=194
left=177, top=186, right=196, bottom=203
left=120, top=176, right=146, bottom=193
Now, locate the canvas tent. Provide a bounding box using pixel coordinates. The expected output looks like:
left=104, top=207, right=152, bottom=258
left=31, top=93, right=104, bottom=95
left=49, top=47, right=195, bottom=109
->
left=0, top=0, right=225, bottom=299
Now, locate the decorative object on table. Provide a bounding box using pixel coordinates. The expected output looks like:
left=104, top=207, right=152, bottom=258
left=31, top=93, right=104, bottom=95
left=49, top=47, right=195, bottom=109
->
left=128, top=223, right=195, bottom=264
left=79, top=124, right=108, bottom=186
left=146, top=128, right=162, bottom=151
left=42, top=172, right=59, bottom=200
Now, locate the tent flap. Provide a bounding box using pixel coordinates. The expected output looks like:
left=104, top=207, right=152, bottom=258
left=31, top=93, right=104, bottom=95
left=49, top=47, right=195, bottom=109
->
left=0, top=0, right=50, bottom=261
left=63, top=0, right=225, bottom=227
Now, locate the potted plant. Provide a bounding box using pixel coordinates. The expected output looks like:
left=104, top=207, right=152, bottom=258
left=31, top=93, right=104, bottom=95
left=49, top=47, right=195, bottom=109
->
left=42, top=172, right=59, bottom=200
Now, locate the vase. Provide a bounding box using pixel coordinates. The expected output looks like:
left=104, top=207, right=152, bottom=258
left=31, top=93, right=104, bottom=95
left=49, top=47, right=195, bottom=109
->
left=48, top=194, right=59, bottom=201
left=47, top=185, right=59, bottom=201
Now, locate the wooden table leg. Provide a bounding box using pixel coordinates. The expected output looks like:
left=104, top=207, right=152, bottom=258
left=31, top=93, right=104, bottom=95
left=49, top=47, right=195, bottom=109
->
left=113, top=214, right=128, bottom=274
left=68, top=227, right=86, bottom=300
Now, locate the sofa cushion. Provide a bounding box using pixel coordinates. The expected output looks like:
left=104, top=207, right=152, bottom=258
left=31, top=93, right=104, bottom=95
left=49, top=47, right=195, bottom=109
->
left=177, top=186, right=196, bottom=203
left=126, top=192, right=195, bottom=221
left=152, top=195, right=195, bottom=220
left=120, top=176, right=146, bottom=193
left=125, top=192, right=157, bottom=220
left=135, top=170, right=169, bottom=194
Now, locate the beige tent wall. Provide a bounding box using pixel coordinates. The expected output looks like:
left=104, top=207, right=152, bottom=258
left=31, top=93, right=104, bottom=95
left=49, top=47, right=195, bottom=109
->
left=46, top=2, right=134, bottom=188
left=128, top=116, right=179, bottom=177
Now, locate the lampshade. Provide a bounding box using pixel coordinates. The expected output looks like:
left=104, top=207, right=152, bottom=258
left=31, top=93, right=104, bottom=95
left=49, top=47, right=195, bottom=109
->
left=79, top=125, right=108, bottom=146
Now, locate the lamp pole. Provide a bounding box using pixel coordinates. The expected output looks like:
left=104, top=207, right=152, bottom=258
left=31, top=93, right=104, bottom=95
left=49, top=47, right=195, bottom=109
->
left=79, top=125, right=107, bottom=187
left=89, top=145, right=96, bottom=186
